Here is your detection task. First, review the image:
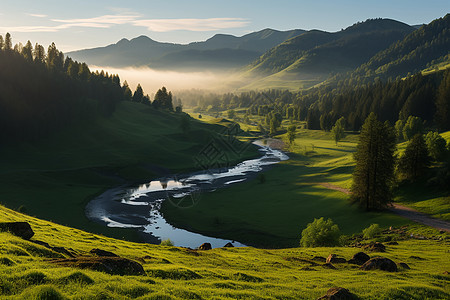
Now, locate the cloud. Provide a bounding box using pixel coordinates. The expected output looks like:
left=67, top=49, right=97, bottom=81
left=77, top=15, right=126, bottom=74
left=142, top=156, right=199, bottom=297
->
left=133, top=18, right=249, bottom=32
left=1, top=14, right=248, bottom=33
left=52, top=14, right=139, bottom=25
left=26, top=13, right=48, bottom=18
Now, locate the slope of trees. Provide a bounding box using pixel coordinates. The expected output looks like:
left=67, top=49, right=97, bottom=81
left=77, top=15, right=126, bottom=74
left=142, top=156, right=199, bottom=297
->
left=0, top=33, right=176, bottom=144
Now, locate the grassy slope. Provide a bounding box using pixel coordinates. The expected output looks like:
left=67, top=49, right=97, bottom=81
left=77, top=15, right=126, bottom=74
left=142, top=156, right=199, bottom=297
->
left=161, top=124, right=410, bottom=248
left=0, top=205, right=449, bottom=299
left=0, top=102, right=257, bottom=241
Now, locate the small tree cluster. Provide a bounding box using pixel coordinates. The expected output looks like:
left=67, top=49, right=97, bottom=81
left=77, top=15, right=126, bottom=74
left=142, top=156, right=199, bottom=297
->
left=300, top=217, right=341, bottom=247
left=331, top=117, right=346, bottom=145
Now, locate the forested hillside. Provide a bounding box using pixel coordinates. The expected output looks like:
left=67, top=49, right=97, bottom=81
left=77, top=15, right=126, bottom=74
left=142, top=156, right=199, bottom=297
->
left=0, top=35, right=123, bottom=143
left=354, top=13, right=450, bottom=79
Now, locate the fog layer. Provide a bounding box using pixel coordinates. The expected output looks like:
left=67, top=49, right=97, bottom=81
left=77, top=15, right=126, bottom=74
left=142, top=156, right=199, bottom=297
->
left=91, top=66, right=234, bottom=95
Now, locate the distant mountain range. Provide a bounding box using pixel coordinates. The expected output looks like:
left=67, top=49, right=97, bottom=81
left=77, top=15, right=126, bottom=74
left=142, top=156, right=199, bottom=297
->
left=68, top=14, right=450, bottom=90
left=67, top=29, right=305, bottom=70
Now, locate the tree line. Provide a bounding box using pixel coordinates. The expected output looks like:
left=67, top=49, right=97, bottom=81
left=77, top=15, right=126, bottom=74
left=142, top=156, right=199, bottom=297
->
left=0, top=33, right=176, bottom=144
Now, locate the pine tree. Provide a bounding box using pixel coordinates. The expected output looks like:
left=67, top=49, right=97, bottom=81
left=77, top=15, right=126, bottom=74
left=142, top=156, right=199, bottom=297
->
left=331, top=117, right=346, bottom=145
left=21, top=40, right=33, bottom=61
left=398, top=134, right=429, bottom=180
left=122, top=81, right=132, bottom=101
left=132, top=84, right=144, bottom=103
left=153, top=87, right=173, bottom=110
left=435, top=70, right=450, bottom=130
left=0, top=35, right=3, bottom=50
left=4, top=33, right=12, bottom=51
left=351, top=113, right=396, bottom=210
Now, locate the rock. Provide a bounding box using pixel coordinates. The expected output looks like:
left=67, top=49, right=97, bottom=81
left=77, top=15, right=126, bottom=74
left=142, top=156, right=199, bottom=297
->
left=348, top=252, right=370, bottom=265
left=362, top=242, right=385, bottom=252
left=0, top=222, right=34, bottom=240
left=198, top=243, right=212, bottom=250
left=52, top=257, right=145, bottom=276
left=326, top=254, right=347, bottom=264
left=361, top=257, right=397, bottom=272
left=312, top=256, right=326, bottom=262
left=90, top=248, right=119, bottom=257
left=322, top=263, right=336, bottom=269
left=317, top=287, right=357, bottom=299
left=398, top=262, right=410, bottom=269
left=386, top=241, right=398, bottom=245
left=223, top=242, right=234, bottom=247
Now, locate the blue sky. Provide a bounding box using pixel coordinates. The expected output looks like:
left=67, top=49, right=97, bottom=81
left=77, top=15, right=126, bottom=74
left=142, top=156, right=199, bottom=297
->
left=0, top=0, right=448, bottom=52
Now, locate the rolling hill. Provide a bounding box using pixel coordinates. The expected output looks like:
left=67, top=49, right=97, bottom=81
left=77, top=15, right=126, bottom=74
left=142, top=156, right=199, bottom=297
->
left=67, top=28, right=305, bottom=70
left=239, top=18, right=416, bottom=90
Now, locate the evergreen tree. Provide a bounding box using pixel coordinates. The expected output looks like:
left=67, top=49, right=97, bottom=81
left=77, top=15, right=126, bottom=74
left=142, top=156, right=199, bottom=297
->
left=398, top=134, right=429, bottom=180
left=33, top=43, right=45, bottom=62
left=21, top=41, right=33, bottom=61
left=0, top=35, right=3, bottom=50
left=331, top=117, right=346, bottom=145
left=394, top=119, right=404, bottom=141
left=403, top=115, right=423, bottom=140
left=122, top=81, right=132, bottom=101
left=132, top=84, right=144, bottom=103
left=287, top=125, right=296, bottom=144
left=351, top=113, right=396, bottom=210
left=425, top=131, right=447, bottom=161
left=153, top=87, right=173, bottom=110
left=4, top=33, right=12, bottom=51
left=435, top=70, right=450, bottom=130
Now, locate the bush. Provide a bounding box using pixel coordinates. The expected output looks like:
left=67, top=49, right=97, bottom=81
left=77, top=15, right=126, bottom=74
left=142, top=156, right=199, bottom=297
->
left=160, top=239, right=174, bottom=246
left=300, top=217, right=341, bottom=247
left=362, top=224, right=381, bottom=239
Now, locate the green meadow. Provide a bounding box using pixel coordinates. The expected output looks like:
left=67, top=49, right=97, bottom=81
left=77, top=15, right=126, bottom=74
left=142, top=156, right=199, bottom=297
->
left=0, top=204, right=449, bottom=299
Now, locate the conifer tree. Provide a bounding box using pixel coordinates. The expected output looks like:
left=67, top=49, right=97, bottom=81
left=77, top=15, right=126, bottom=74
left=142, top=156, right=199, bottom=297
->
left=398, top=134, right=430, bottom=180
left=331, top=117, right=346, bottom=145
left=132, top=84, right=144, bottom=103
left=4, top=33, right=12, bottom=51
left=351, top=113, right=396, bottom=210
left=435, top=70, right=450, bottom=130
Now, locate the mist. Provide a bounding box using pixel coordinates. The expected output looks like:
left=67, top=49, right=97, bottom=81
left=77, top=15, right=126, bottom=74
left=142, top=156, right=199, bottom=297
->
left=91, top=66, right=236, bottom=96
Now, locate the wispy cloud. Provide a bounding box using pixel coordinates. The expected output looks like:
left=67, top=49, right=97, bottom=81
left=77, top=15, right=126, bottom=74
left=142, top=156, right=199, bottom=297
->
left=1, top=14, right=249, bottom=33
left=26, top=13, right=48, bottom=18
left=133, top=18, right=249, bottom=32
left=52, top=14, right=139, bottom=26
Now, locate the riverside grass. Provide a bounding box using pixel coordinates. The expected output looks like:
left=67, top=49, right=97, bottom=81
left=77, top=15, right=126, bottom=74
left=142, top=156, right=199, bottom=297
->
left=0, top=204, right=449, bottom=299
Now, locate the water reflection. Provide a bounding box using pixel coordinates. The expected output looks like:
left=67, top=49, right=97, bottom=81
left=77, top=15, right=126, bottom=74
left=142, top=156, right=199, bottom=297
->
left=86, top=142, right=288, bottom=248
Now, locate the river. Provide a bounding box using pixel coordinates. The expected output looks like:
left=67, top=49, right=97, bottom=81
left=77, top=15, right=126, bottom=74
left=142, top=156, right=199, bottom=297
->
left=85, top=139, right=289, bottom=248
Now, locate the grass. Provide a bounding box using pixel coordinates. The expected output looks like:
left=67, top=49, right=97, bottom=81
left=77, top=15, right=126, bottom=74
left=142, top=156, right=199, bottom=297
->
left=0, top=101, right=258, bottom=242
left=161, top=127, right=410, bottom=248
left=0, top=204, right=448, bottom=299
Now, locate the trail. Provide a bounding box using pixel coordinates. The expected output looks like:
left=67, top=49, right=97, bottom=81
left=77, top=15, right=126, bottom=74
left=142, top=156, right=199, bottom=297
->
left=318, top=183, right=450, bottom=233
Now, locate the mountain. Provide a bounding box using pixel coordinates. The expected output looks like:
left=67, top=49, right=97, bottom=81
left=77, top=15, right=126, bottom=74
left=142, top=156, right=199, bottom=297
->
left=354, top=14, right=450, bottom=79
left=240, top=18, right=415, bottom=90
left=67, top=28, right=305, bottom=70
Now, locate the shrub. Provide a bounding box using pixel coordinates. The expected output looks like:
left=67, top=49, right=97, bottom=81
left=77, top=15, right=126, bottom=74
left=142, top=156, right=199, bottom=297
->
left=160, top=239, right=174, bottom=246
left=300, top=217, right=341, bottom=247
left=362, top=224, right=381, bottom=239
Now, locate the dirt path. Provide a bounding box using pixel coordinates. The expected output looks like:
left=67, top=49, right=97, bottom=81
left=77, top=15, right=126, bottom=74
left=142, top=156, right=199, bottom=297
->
left=318, top=183, right=450, bottom=233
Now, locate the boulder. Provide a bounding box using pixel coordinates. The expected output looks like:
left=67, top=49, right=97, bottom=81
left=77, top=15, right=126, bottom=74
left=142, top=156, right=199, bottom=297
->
left=90, top=248, right=119, bottom=257
left=326, top=254, right=347, bottom=264
left=348, top=252, right=370, bottom=265
left=317, top=287, right=357, bottom=299
left=223, top=242, right=234, bottom=248
left=0, top=222, right=34, bottom=240
left=198, top=243, right=212, bottom=250
left=361, top=257, right=397, bottom=272
left=312, top=256, right=326, bottom=262
left=322, top=263, right=336, bottom=269
left=52, top=257, right=145, bottom=276
left=398, top=262, right=410, bottom=269
left=362, top=242, right=386, bottom=252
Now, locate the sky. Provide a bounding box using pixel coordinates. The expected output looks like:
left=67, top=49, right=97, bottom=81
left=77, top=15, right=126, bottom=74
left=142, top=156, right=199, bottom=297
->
left=0, top=0, right=449, bottom=52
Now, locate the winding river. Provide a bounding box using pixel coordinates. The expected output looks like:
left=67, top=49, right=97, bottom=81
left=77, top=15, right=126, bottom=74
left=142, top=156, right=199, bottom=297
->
left=85, top=140, right=289, bottom=248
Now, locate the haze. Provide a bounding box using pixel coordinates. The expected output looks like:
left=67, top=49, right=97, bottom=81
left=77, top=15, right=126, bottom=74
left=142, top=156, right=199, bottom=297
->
left=91, top=65, right=231, bottom=94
